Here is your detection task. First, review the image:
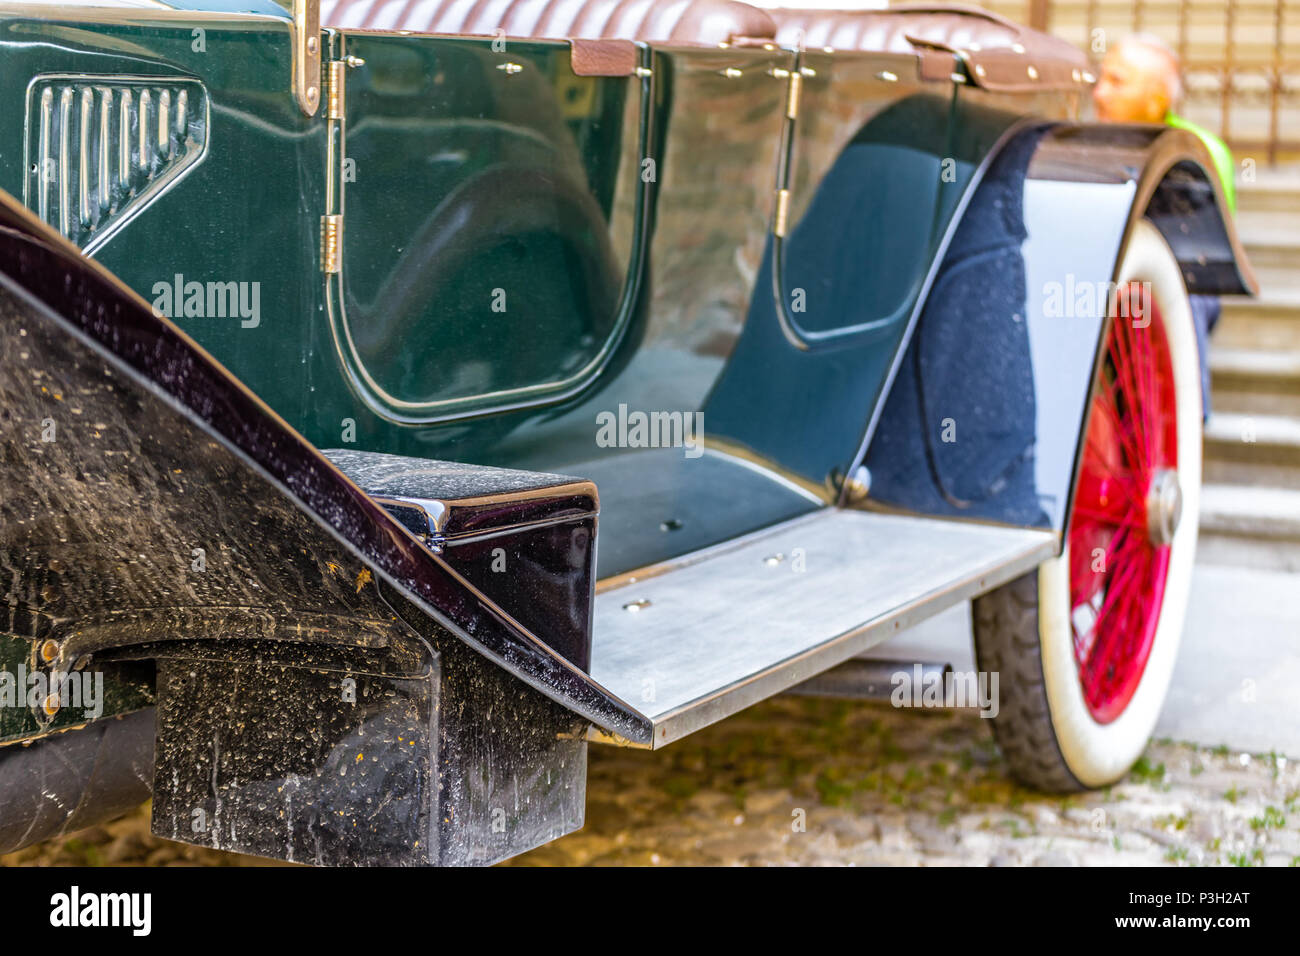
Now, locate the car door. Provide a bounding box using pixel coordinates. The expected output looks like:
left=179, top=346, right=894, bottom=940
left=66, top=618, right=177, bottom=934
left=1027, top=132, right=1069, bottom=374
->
left=324, top=31, right=646, bottom=424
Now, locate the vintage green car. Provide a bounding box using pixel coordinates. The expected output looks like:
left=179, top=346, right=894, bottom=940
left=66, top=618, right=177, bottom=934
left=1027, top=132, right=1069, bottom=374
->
left=0, top=0, right=1255, bottom=865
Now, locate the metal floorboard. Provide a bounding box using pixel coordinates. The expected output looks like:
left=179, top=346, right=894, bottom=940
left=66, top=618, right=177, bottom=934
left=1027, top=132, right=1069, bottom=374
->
left=589, top=509, right=1055, bottom=747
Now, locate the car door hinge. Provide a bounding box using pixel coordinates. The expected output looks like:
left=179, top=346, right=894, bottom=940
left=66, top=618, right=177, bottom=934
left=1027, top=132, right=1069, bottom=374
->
left=786, top=69, right=802, bottom=119
left=774, top=189, right=790, bottom=238
left=327, top=59, right=346, bottom=120
left=321, top=214, right=342, bottom=273
left=772, top=53, right=803, bottom=238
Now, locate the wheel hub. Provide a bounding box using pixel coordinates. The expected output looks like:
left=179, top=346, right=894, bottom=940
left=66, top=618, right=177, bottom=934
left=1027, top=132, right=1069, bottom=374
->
left=1145, top=468, right=1182, bottom=547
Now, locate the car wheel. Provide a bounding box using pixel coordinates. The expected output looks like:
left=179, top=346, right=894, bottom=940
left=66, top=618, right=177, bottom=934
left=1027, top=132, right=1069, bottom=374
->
left=972, top=218, right=1202, bottom=791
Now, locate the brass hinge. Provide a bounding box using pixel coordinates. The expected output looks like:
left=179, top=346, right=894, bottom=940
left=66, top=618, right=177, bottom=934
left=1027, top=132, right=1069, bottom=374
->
left=292, top=0, right=321, bottom=116
left=774, top=188, right=790, bottom=238
left=772, top=55, right=804, bottom=238
left=327, top=59, right=346, bottom=120
left=321, top=214, right=342, bottom=273
left=786, top=69, right=802, bottom=120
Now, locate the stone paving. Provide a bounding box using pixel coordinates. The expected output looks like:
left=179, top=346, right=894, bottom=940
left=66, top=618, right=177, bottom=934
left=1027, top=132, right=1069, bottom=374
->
left=5, top=696, right=1297, bottom=867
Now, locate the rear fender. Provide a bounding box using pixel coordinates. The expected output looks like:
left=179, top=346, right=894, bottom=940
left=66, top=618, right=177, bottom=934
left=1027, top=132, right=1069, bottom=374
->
left=861, top=121, right=1254, bottom=543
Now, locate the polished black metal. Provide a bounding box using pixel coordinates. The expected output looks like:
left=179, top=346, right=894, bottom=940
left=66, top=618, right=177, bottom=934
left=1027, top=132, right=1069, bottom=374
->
left=323, top=449, right=599, bottom=671
left=0, top=194, right=652, bottom=747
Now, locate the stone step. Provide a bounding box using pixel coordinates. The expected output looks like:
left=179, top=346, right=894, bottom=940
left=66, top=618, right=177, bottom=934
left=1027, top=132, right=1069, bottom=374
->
left=1200, top=483, right=1300, bottom=538
left=1236, top=174, right=1300, bottom=216
left=1203, top=411, right=1300, bottom=473
left=1203, top=456, right=1300, bottom=487
left=1210, top=346, right=1300, bottom=416
left=1234, top=207, right=1300, bottom=239
left=1202, top=412, right=1300, bottom=490
left=1217, top=294, right=1300, bottom=350
left=1237, top=223, right=1300, bottom=271
left=1196, top=483, right=1300, bottom=572
left=1248, top=271, right=1300, bottom=302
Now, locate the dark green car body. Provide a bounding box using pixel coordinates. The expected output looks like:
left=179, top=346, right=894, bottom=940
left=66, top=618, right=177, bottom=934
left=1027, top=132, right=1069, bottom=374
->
left=0, top=1, right=1073, bottom=582
left=0, top=0, right=1255, bottom=862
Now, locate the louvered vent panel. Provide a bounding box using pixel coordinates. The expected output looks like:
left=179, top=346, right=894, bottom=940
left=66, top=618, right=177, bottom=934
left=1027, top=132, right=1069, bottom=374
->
left=23, top=76, right=208, bottom=254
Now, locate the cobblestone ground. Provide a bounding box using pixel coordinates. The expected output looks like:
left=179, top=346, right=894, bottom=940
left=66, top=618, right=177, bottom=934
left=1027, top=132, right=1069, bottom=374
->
left=5, top=697, right=1298, bottom=866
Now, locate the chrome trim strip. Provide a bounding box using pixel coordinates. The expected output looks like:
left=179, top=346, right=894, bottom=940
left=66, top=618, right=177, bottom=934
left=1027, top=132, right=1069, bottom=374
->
left=137, top=88, right=150, bottom=171
left=157, top=88, right=169, bottom=159
left=37, top=87, right=51, bottom=224
left=58, top=87, right=71, bottom=239
left=78, top=88, right=90, bottom=226
left=97, top=89, right=110, bottom=212
left=118, top=90, right=130, bottom=187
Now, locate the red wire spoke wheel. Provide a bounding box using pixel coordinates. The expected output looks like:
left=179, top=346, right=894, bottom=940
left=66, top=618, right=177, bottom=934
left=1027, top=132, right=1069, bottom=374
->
left=1068, top=281, right=1180, bottom=724
left=974, top=221, right=1202, bottom=791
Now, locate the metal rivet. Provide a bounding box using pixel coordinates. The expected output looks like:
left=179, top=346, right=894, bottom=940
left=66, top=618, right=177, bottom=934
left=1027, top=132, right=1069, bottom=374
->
left=42, top=694, right=59, bottom=717
left=1083, top=71, right=1096, bottom=83
left=1011, top=42, right=1026, bottom=54
left=763, top=553, right=785, bottom=567
left=877, top=70, right=898, bottom=82
left=623, top=598, right=651, bottom=613
left=1072, top=68, right=1082, bottom=82
left=307, top=36, right=318, bottom=55
left=39, top=639, right=59, bottom=663
left=975, top=64, right=987, bottom=78
left=1027, top=65, right=1040, bottom=80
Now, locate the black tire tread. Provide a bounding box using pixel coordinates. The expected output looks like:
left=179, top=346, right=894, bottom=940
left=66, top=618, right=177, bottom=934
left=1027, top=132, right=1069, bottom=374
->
left=972, top=572, right=1087, bottom=793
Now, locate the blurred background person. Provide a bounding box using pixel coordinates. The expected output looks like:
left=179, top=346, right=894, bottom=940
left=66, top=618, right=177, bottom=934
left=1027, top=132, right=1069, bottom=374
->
left=1093, top=33, right=1236, bottom=415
